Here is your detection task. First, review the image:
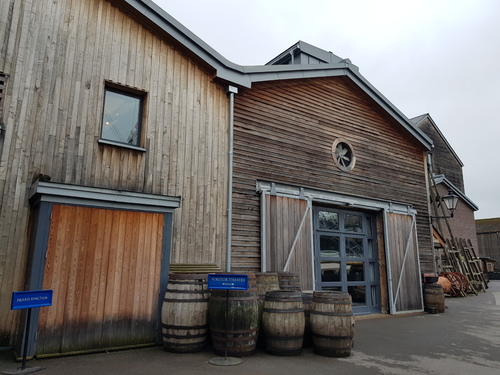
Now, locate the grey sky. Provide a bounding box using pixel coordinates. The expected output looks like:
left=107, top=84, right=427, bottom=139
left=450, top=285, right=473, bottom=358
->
left=155, top=0, right=500, bottom=220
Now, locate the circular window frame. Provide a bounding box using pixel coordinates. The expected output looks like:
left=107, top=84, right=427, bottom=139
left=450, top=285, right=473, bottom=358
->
left=332, top=138, right=356, bottom=172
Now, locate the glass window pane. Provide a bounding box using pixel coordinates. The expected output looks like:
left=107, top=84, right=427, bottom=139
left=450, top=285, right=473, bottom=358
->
left=345, top=214, right=362, bottom=232
left=367, top=239, right=375, bottom=258
left=319, top=211, right=339, bottom=230
left=371, top=286, right=378, bottom=304
left=321, top=261, right=341, bottom=282
left=370, top=262, right=377, bottom=282
left=346, top=237, right=363, bottom=258
left=320, top=235, right=340, bottom=257
left=102, top=89, right=141, bottom=146
left=347, top=261, right=364, bottom=281
left=349, top=285, right=366, bottom=305
left=366, top=217, right=373, bottom=236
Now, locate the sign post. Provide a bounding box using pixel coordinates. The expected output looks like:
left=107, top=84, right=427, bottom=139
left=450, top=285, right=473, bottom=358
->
left=9, top=290, right=53, bottom=374
left=207, top=274, right=248, bottom=366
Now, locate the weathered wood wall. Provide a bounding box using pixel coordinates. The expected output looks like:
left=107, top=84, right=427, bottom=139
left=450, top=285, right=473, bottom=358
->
left=477, top=232, right=500, bottom=262
left=38, top=205, right=164, bottom=354
left=232, top=78, right=432, bottom=272
left=418, top=117, right=464, bottom=191
left=0, top=0, right=229, bottom=346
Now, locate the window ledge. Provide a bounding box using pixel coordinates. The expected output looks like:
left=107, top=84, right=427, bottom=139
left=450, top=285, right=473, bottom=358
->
left=98, top=139, right=146, bottom=152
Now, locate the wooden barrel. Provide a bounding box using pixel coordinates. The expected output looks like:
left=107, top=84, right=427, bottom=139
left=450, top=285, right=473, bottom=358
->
left=262, top=290, right=305, bottom=356
left=302, top=291, right=313, bottom=348
left=161, top=273, right=210, bottom=353
left=208, top=273, right=260, bottom=357
left=310, top=291, right=355, bottom=357
left=256, top=272, right=280, bottom=300
left=423, top=283, right=445, bottom=313
left=255, top=272, right=280, bottom=348
left=278, top=272, right=301, bottom=291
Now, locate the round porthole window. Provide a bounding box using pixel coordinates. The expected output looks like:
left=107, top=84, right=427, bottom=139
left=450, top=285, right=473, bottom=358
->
left=332, top=138, right=356, bottom=172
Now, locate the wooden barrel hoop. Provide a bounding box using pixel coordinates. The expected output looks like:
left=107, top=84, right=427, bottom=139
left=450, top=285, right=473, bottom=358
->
left=208, top=273, right=260, bottom=358
left=161, top=273, right=210, bottom=353
left=310, top=291, right=355, bottom=358
left=262, top=290, right=305, bottom=356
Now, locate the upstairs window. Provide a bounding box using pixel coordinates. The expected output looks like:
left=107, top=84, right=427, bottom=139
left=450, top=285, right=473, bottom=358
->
left=100, top=85, right=145, bottom=148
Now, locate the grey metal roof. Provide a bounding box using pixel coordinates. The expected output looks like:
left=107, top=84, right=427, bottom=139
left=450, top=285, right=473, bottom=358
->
left=266, top=41, right=352, bottom=66
left=411, top=114, right=464, bottom=166
left=432, top=174, right=478, bottom=211
left=127, top=1, right=432, bottom=150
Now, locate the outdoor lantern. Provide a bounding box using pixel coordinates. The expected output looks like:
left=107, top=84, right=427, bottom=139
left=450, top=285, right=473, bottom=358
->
left=441, top=189, right=459, bottom=217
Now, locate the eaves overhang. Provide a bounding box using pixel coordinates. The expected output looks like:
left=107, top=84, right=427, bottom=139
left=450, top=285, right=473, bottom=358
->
left=433, top=174, right=478, bottom=211
left=119, top=1, right=432, bottom=151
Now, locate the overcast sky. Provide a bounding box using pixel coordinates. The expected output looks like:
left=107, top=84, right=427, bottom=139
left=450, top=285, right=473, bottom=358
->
left=155, top=0, right=500, bottom=220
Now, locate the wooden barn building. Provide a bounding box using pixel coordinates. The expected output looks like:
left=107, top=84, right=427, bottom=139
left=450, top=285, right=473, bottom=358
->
left=0, top=0, right=447, bottom=357
left=411, top=114, right=479, bottom=271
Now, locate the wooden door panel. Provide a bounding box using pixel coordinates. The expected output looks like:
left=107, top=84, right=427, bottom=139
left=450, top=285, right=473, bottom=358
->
left=385, top=212, right=423, bottom=313
left=37, top=205, right=164, bottom=355
left=264, top=195, right=313, bottom=290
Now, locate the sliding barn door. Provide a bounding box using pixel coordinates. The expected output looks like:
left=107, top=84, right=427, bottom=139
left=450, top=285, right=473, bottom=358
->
left=385, top=212, right=423, bottom=313
left=263, top=195, right=313, bottom=290
left=36, top=204, right=165, bottom=355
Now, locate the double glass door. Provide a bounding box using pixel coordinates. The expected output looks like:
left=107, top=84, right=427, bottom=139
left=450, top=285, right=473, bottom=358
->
left=313, top=206, right=380, bottom=314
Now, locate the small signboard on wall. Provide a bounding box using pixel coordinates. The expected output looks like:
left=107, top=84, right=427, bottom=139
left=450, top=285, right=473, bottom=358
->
left=208, top=274, right=248, bottom=290
left=11, top=290, right=53, bottom=310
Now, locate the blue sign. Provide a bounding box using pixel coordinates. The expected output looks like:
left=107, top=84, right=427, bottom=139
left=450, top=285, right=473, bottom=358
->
left=11, top=290, right=53, bottom=310
left=208, top=274, right=249, bottom=290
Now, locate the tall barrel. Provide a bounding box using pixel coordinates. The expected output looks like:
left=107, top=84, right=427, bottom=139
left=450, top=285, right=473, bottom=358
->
left=256, top=272, right=280, bottom=348
left=161, top=274, right=210, bottom=353
left=262, top=290, right=305, bottom=356
left=423, top=283, right=445, bottom=313
left=208, top=273, right=260, bottom=357
left=310, top=291, right=355, bottom=357
left=278, top=272, right=301, bottom=291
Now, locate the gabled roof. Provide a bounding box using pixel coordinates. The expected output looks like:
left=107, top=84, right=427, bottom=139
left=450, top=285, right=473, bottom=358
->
left=266, top=41, right=356, bottom=67
left=411, top=113, right=463, bottom=166
left=117, top=1, right=433, bottom=150
left=433, top=174, right=478, bottom=211
left=476, top=218, right=500, bottom=233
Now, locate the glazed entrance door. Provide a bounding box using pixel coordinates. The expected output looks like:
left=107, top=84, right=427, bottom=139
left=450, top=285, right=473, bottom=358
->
left=313, top=206, right=380, bottom=314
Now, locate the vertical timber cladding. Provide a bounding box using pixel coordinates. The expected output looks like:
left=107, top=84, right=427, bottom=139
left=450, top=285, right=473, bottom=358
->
left=37, top=205, right=165, bottom=355
left=385, top=212, right=423, bottom=313
left=232, top=77, right=433, bottom=274
left=264, top=194, right=313, bottom=290
left=0, top=0, right=229, bottom=347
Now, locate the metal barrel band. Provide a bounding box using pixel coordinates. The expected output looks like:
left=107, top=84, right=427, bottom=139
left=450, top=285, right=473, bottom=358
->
left=210, top=296, right=258, bottom=301
left=162, top=323, right=208, bottom=330
left=263, top=308, right=304, bottom=313
left=163, top=332, right=207, bottom=339
left=264, top=297, right=302, bottom=302
left=165, top=289, right=209, bottom=294
left=310, top=310, right=353, bottom=316
left=163, top=297, right=209, bottom=303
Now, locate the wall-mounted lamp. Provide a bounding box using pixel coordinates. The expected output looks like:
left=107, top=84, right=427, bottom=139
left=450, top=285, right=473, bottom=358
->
left=431, top=189, right=459, bottom=220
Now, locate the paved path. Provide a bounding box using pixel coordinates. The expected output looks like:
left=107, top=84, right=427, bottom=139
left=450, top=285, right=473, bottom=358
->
left=2, top=281, right=499, bottom=375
